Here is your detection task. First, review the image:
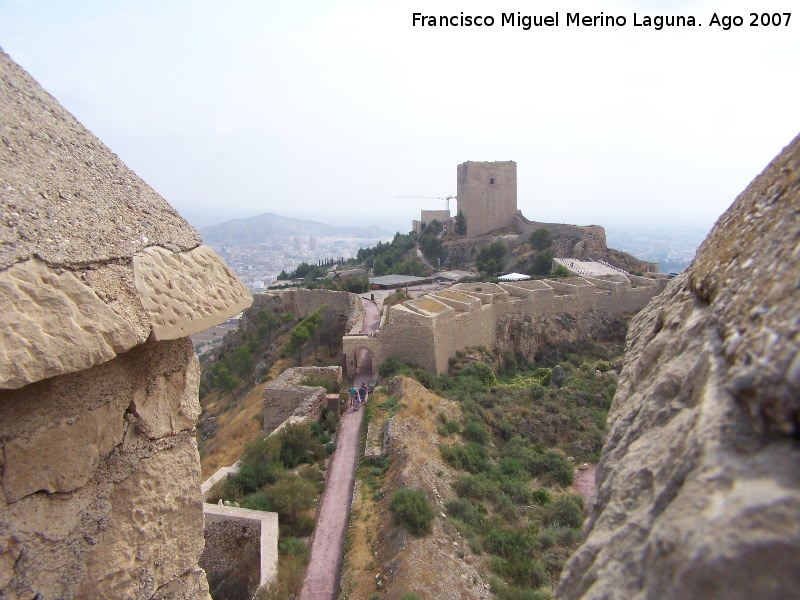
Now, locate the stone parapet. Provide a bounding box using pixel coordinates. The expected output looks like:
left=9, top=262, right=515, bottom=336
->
left=0, top=49, right=250, bottom=597
left=201, top=504, right=279, bottom=591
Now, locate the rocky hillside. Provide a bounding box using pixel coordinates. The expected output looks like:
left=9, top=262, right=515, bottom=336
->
left=557, top=133, right=800, bottom=598
left=441, top=227, right=650, bottom=274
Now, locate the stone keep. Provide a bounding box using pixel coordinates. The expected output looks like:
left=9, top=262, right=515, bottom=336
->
left=557, top=132, right=800, bottom=599
left=0, top=50, right=252, bottom=598
left=456, top=160, right=517, bottom=237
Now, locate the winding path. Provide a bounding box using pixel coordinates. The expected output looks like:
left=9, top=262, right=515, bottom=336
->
left=299, top=297, right=379, bottom=599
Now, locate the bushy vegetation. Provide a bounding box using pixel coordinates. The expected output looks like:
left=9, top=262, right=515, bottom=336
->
left=476, top=241, right=507, bottom=276
left=355, top=231, right=429, bottom=276
left=207, top=421, right=335, bottom=535
left=377, top=334, right=626, bottom=595
left=389, top=488, right=435, bottom=535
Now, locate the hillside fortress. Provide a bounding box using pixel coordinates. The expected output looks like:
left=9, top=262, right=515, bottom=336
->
left=342, top=273, right=666, bottom=376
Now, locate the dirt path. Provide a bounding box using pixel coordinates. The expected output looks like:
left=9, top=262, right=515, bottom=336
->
left=574, top=465, right=597, bottom=502
left=299, top=350, right=372, bottom=600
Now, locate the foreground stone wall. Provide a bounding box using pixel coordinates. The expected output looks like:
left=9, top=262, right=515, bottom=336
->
left=1, top=50, right=251, bottom=598
left=557, top=133, right=800, bottom=599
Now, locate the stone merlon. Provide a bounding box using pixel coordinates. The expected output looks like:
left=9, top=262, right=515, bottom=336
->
left=0, top=48, right=252, bottom=389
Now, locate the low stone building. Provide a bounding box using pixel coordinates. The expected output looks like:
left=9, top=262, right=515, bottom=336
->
left=0, top=50, right=251, bottom=598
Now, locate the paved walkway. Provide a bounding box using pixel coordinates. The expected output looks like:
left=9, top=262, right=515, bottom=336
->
left=299, top=297, right=379, bottom=600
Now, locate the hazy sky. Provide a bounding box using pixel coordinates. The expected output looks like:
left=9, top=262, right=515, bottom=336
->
left=1, top=0, right=798, bottom=232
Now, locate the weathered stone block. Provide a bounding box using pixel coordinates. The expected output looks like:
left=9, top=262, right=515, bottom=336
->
left=0, top=259, right=142, bottom=389
left=131, top=355, right=201, bottom=439
left=2, top=399, right=124, bottom=502
left=79, top=435, right=205, bottom=599
left=557, top=133, right=800, bottom=600
left=132, top=245, right=252, bottom=341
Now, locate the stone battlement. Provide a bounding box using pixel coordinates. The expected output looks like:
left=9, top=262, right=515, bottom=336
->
left=343, top=275, right=666, bottom=375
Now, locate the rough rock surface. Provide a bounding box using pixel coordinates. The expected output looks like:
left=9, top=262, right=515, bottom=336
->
left=0, top=49, right=248, bottom=599
left=557, top=133, right=800, bottom=599
left=0, top=49, right=200, bottom=269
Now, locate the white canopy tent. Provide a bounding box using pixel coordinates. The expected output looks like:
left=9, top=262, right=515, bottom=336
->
left=497, top=273, right=531, bottom=281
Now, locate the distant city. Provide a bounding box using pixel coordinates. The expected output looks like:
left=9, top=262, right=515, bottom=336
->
left=195, top=213, right=712, bottom=293
left=210, top=233, right=392, bottom=291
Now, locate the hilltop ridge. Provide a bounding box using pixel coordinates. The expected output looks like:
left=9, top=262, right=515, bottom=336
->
left=200, top=212, right=390, bottom=245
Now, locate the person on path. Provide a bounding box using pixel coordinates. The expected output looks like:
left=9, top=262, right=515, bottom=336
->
left=359, top=383, right=367, bottom=406
left=349, top=384, right=357, bottom=407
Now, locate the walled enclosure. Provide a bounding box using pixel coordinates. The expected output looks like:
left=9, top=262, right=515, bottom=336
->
left=343, top=275, right=665, bottom=376
left=457, top=160, right=518, bottom=237
left=263, top=366, right=342, bottom=434
left=0, top=50, right=252, bottom=598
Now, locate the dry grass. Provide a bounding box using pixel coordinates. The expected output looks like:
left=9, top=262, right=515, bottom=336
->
left=340, top=379, right=491, bottom=600
left=200, top=381, right=267, bottom=480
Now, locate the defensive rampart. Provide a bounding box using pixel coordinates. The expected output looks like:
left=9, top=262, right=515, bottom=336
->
left=343, top=275, right=666, bottom=375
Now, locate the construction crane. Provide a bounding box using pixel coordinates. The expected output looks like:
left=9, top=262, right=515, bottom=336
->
left=394, top=195, right=456, bottom=212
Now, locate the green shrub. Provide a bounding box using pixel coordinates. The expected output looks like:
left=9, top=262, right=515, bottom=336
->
left=444, top=498, right=487, bottom=529
left=453, top=473, right=499, bottom=501
left=461, top=362, right=497, bottom=388
left=412, top=367, right=433, bottom=389
left=379, top=357, right=412, bottom=378
left=264, top=474, right=319, bottom=524
left=399, top=594, right=422, bottom=600
left=594, top=360, right=610, bottom=373
left=437, top=419, right=461, bottom=437
left=278, top=422, right=326, bottom=468
left=440, top=442, right=493, bottom=474
left=241, top=491, right=273, bottom=512
left=531, top=488, right=553, bottom=505
left=325, top=442, right=337, bottom=455
left=546, top=495, right=585, bottom=529
left=539, top=524, right=582, bottom=550
left=320, top=408, right=339, bottom=434
left=463, top=420, right=490, bottom=445
left=528, top=451, right=574, bottom=486
left=490, top=554, right=548, bottom=588
left=499, top=477, right=533, bottom=504
left=389, top=488, right=434, bottom=535
left=241, top=435, right=282, bottom=466
left=277, top=537, right=310, bottom=561
left=233, top=462, right=282, bottom=495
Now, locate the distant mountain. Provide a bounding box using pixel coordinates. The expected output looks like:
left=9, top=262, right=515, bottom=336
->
left=199, top=212, right=391, bottom=245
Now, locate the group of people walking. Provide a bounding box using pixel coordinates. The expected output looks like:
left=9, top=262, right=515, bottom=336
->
left=348, top=382, right=368, bottom=411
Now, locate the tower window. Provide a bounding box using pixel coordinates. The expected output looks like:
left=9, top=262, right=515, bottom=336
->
left=489, top=177, right=495, bottom=185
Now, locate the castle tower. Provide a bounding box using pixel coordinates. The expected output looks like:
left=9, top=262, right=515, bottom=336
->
left=456, top=160, right=518, bottom=237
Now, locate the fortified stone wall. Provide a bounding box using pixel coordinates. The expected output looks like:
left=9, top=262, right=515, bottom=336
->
left=0, top=50, right=251, bottom=599
left=278, top=288, right=363, bottom=332
left=262, top=366, right=341, bottom=434
left=343, top=275, right=665, bottom=376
